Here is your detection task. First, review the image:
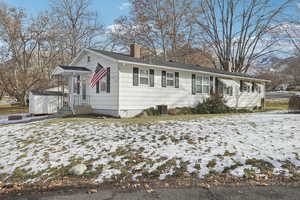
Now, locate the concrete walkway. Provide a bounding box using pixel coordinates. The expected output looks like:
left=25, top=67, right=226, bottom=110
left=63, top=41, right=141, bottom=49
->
left=3, top=185, right=300, bottom=200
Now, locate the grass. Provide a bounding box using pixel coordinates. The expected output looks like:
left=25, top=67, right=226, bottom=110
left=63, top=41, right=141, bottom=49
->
left=43, top=113, right=234, bottom=125
left=0, top=104, right=28, bottom=115
left=43, top=100, right=288, bottom=125
left=265, top=100, right=288, bottom=111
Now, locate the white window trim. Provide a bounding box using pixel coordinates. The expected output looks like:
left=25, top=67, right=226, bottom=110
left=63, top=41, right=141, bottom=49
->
left=100, top=75, right=107, bottom=92
left=166, top=72, right=175, bottom=87
left=224, top=86, right=233, bottom=96
left=96, top=75, right=107, bottom=94
left=196, top=75, right=210, bottom=94
left=139, top=69, right=149, bottom=86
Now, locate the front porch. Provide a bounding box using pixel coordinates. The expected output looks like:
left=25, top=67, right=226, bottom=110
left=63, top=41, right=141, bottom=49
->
left=52, top=65, right=92, bottom=115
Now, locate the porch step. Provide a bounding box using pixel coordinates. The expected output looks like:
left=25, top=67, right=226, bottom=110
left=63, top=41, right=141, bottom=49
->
left=57, top=106, right=73, bottom=116
left=74, top=105, right=93, bottom=115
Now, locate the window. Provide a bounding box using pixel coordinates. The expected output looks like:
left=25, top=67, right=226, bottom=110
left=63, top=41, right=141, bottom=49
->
left=218, top=81, right=232, bottom=96
left=196, top=76, right=202, bottom=93
left=195, top=75, right=210, bottom=94
left=96, top=75, right=107, bottom=93
left=133, top=67, right=154, bottom=87
left=253, top=83, right=261, bottom=93
left=226, top=86, right=233, bottom=96
left=245, top=84, right=250, bottom=93
left=240, top=81, right=250, bottom=93
left=140, top=69, right=149, bottom=85
left=73, top=76, right=80, bottom=94
left=203, top=76, right=210, bottom=93
left=87, top=56, right=91, bottom=63
left=100, top=76, right=107, bottom=92
left=166, top=72, right=174, bottom=86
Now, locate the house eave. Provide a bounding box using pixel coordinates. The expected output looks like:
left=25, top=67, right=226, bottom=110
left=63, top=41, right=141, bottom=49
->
left=116, top=60, right=270, bottom=83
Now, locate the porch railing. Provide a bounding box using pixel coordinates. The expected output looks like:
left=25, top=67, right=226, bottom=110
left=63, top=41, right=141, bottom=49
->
left=73, top=95, right=91, bottom=106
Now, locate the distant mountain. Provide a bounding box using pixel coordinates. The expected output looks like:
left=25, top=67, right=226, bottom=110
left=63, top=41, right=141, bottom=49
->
left=250, top=56, right=296, bottom=75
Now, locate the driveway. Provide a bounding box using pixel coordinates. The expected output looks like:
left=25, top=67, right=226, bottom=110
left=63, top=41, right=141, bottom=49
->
left=2, top=185, right=300, bottom=200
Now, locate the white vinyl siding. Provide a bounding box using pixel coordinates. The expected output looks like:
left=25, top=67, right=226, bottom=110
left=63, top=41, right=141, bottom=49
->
left=71, top=50, right=118, bottom=111
left=68, top=49, right=266, bottom=117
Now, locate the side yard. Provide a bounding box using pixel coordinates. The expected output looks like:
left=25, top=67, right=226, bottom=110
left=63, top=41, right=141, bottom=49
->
left=0, top=111, right=299, bottom=189
left=0, top=105, right=28, bottom=115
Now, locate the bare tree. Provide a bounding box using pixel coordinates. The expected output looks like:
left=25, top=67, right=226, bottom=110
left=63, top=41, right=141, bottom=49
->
left=196, top=0, right=292, bottom=73
left=0, top=6, right=46, bottom=105
left=50, top=0, right=104, bottom=59
left=108, top=0, right=202, bottom=62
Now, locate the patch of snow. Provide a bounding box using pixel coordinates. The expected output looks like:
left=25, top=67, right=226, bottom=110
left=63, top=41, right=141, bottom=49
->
left=230, top=165, right=261, bottom=177
left=0, top=112, right=299, bottom=183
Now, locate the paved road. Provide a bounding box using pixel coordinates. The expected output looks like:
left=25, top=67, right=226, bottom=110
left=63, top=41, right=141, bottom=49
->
left=2, top=186, right=300, bottom=200
left=266, top=91, right=296, bottom=100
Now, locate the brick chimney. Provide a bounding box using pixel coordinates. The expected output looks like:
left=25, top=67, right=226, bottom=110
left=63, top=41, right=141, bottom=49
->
left=130, top=43, right=141, bottom=58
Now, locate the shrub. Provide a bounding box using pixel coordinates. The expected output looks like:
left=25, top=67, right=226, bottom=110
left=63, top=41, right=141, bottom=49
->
left=143, top=107, right=160, bottom=116
left=288, top=94, right=300, bottom=113
left=194, top=93, right=231, bottom=114
left=175, top=107, right=195, bottom=115
left=167, top=108, right=177, bottom=115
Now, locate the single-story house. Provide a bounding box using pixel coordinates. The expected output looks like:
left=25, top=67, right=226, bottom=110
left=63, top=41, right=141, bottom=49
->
left=52, top=44, right=269, bottom=118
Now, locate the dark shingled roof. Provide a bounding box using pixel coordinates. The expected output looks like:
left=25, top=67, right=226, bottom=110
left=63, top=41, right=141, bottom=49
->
left=31, top=90, right=64, bottom=96
left=59, top=65, right=91, bottom=72
left=88, top=48, right=267, bottom=81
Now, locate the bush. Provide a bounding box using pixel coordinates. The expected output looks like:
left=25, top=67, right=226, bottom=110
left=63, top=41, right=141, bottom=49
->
left=288, top=94, right=300, bottom=113
left=167, top=108, right=177, bottom=115
left=140, top=94, right=252, bottom=117
left=194, top=93, right=231, bottom=114
left=175, top=107, right=195, bottom=115
left=143, top=107, right=160, bottom=116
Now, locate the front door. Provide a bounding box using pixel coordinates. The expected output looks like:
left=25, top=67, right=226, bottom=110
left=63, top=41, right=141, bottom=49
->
left=82, top=80, right=87, bottom=100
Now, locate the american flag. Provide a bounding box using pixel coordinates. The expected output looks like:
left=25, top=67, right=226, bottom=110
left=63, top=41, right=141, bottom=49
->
left=90, top=63, right=108, bottom=88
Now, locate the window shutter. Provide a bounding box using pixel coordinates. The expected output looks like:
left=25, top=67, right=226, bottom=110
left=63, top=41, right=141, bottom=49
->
left=175, top=72, right=179, bottom=88
left=107, top=67, right=110, bottom=93
left=133, top=67, right=139, bottom=86
left=77, top=75, right=80, bottom=94
left=161, top=71, right=166, bottom=87
left=210, top=76, right=214, bottom=94
left=240, top=80, right=243, bottom=92
left=96, top=81, right=100, bottom=93
left=149, top=69, right=155, bottom=87
left=192, top=74, right=196, bottom=95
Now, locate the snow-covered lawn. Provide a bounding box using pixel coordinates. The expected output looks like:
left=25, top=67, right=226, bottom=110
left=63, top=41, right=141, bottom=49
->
left=0, top=112, right=299, bottom=184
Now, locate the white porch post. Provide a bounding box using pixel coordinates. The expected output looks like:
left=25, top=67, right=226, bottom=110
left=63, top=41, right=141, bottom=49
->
left=213, top=76, right=216, bottom=93
left=70, top=72, right=75, bottom=112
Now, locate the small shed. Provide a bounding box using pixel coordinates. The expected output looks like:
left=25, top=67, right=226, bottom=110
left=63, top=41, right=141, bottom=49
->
left=29, top=90, right=64, bottom=115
